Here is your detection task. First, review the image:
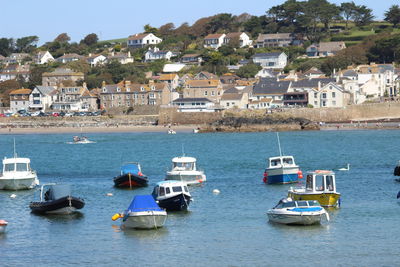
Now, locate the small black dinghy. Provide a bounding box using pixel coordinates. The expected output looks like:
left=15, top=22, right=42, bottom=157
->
left=30, top=184, right=85, bottom=215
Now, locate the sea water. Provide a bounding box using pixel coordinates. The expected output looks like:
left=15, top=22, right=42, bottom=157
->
left=1, top=130, right=399, bottom=266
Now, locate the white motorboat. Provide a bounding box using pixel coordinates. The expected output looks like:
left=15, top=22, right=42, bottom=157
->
left=113, top=195, right=167, bottom=230
left=0, top=151, right=39, bottom=190
left=152, top=180, right=192, bottom=211
left=165, top=156, right=206, bottom=185
left=0, top=220, right=8, bottom=233
left=167, top=129, right=176, bottom=134
left=267, top=198, right=329, bottom=225
left=69, top=135, right=95, bottom=144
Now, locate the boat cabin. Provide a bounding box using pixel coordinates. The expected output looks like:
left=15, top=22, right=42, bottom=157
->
left=121, top=162, right=142, bottom=175
left=152, top=181, right=190, bottom=199
left=171, top=157, right=197, bottom=171
left=305, top=170, right=337, bottom=193
left=273, top=198, right=321, bottom=209
left=268, top=156, right=297, bottom=169
left=3, top=157, right=32, bottom=173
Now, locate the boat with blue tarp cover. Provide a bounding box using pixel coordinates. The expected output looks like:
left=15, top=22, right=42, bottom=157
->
left=114, top=195, right=167, bottom=229
left=29, top=184, right=85, bottom=215
left=152, top=180, right=192, bottom=211
left=113, top=162, right=148, bottom=188
left=267, top=198, right=329, bottom=225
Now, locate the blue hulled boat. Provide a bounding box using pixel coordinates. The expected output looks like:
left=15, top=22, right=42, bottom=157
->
left=113, top=162, right=148, bottom=188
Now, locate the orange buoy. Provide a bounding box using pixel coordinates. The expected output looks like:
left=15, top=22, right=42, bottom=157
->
left=263, top=172, right=268, bottom=183
left=297, top=170, right=303, bottom=179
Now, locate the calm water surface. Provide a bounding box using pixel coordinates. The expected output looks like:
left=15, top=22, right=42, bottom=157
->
left=1, top=130, right=400, bottom=266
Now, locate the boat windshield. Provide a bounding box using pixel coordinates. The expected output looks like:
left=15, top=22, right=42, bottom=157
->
left=184, top=186, right=189, bottom=192
left=282, top=158, right=294, bottom=165
left=308, top=200, right=320, bottom=206
left=296, top=201, right=309, bottom=207
left=281, top=202, right=296, bottom=208
left=172, top=186, right=183, bottom=193
left=270, top=159, right=281, bottom=167
left=4, top=163, right=15, bottom=172
left=16, top=163, right=28, bottom=171
left=326, top=175, right=335, bottom=191
left=173, top=162, right=194, bottom=170
left=306, top=175, right=313, bottom=190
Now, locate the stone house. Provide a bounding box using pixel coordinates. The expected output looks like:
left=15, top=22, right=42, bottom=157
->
left=42, top=68, right=84, bottom=87
left=183, top=79, right=224, bottom=103
left=127, top=33, right=162, bottom=49
left=220, top=87, right=249, bottom=109
left=51, top=83, right=97, bottom=111
left=255, top=33, right=294, bottom=48
left=159, top=74, right=179, bottom=90
left=107, top=52, right=134, bottom=64
left=9, top=88, right=32, bottom=112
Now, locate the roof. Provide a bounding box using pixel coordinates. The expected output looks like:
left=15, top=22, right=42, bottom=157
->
left=318, top=42, right=346, bottom=52
left=250, top=98, right=273, bottom=104
left=256, top=33, right=292, bottom=42
left=253, top=78, right=290, bottom=95
left=172, top=98, right=212, bottom=103
left=204, top=33, right=225, bottom=39
left=159, top=73, right=178, bottom=81
left=128, top=33, right=152, bottom=40
left=221, top=93, right=244, bottom=101
left=225, top=32, right=244, bottom=39
left=163, top=63, right=185, bottom=73
left=42, top=68, right=84, bottom=77
left=57, top=53, right=84, bottom=60
left=186, top=79, right=220, bottom=87
left=342, top=69, right=358, bottom=77
left=171, top=156, right=197, bottom=163
left=182, top=54, right=200, bottom=58
left=35, top=86, right=57, bottom=95
left=9, top=88, right=32, bottom=95
left=291, top=78, right=336, bottom=89
left=252, top=52, right=284, bottom=58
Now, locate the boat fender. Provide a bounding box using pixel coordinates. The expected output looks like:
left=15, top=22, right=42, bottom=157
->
left=263, top=171, right=268, bottom=183
left=138, top=171, right=143, bottom=176
left=112, top=213, right=123, bottom=221
left=297, top=170, right=303, bottom=179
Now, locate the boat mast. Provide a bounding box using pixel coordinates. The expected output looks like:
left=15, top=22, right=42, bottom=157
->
left=276, top=132, right=282, bottom=157
left=13, top=138, right=17, bottom=158
left=181, top=144, right=185, bottom=156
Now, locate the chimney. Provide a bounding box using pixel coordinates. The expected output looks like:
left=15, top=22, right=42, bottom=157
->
left=102, top=81, right=106, bottom=88
left=294, top=73, right=298, bottom=82
left=128, top=51, right=131, bottom=57
left=125, top=80, right=131, bottom=87
left=83, top=82, right=87, bottom=88
left=111, top=51, right=115, bottom=57
left=149, top=80, right=155, bottom=87
left=318, top=81, right=321, bottom=90
left=89, top=53, right=92, bottom=57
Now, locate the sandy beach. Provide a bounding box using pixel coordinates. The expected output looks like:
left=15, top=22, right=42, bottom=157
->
left=0, top=125, right=200, bottom=134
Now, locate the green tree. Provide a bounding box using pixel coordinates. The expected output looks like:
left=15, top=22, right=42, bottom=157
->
left=144, top=24, right=158, bottom=34
left=54, top=33, right=71, bottom=43
left=341, top=2, right=358, bottom=30
left=353, top=5, right=374, bottom=26
left=236, top=64, right=262, bottom=78
left=0, top=38, right=14, bottom=56
left=384, top=5, right=400, bottom=27
left=206, top=13, right=234, bottom=33
left=81, top=33, right=99, bottom=46
left=15, top=36, right=39, bottom=53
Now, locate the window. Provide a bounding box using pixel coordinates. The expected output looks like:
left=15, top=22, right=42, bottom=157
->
left=211, top=91, right=215, bottom=96
left=332, top=92, right=336, bottom=98
left=326, top=175, right=334, bottom=191
left=159, top=187, right=165, bottom=196
left=332, top=101, right=336, bottom=106
left=204, top=91, right=208, bottom=96
left=4, top=164, right=14, bottom=171
left=306, top=175, right=313, bottom=190
left=16, top=163, right=28, bottom=171
left=322, top=93, right=327, bottom=98
left=166, top=187, right=170, bottom=194
left=314, top=92, right=317, bottom=98
left=172, top=186, right=183, bottom=193
left=316, top=176, right=324, bottom=191
left=322, top=101, right=326, bottom=107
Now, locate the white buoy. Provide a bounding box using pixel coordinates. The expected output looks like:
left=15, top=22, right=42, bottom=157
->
left=213, top=189, right=220, bottom=195
left=10, top=194, right=17, bottom=198
left=106, top=193, right=113, bottom=197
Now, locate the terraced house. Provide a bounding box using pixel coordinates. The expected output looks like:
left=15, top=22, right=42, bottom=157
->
left=100, top=80, right=171, bottom=109
left=183, top=79, right=223, bottom=103
left=9, top=88, right=32, bottom=113
left=51, top=84, right=98, bottom=111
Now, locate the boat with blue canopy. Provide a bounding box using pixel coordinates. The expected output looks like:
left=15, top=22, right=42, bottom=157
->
left=113, top=162, right=148, bottom=188
left=113, top=195, right=167, bottom=229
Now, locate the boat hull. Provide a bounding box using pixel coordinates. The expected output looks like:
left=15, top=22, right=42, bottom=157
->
left=165, top=172, right=206, bottom=185
left=288, top=191, right=341, bottom=207
left=122, top=211, right=167, bottom=229
left=0, top=175, right=39, bottom=190
left=30, top=196, right=85, bottom=214
left=267, top=212, right=324, bottom=225
left=114, top=173, right=148, bottom=188
left=265, top=167, right=299, bottom=184
left=0, top=221, right=7, bottom=234
left=157, top=193, right=191, bottom=211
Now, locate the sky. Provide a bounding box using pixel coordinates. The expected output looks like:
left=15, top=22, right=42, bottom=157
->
left=2, top=0, right=399, bottom=45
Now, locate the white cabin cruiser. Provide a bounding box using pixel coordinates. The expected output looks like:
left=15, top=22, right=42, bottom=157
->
left=0, top=155, right=39, bottom=190
left=152, top=180, right=192, bottom=211
left=267, top=198, right=329, bottom=225
left=165, top=156, right=206, bottom=185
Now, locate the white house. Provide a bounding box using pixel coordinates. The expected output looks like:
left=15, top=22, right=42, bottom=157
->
left=107, top=51, right=134, bottom=64
left=223, top=32, right=252, bottom=48
left=86, top=54, right=107, bottom=66
left=29, top=86, right=57, bottom=111
left=127, top=33, right=162, bottom=48
left=35, top=51, right=54, bottom=64
left=56, top=53, right=85, bottom=63
left=204, top=34, right=226, bottom=49
left=172, top=97, right=218, bottom=112
left=145, top=47, right=178, bottom=62
left=252, top=52, right=287, bottom=69
left=220, top=87, right=249, bottom=109
left=309, top=82, right=351, bottom=108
